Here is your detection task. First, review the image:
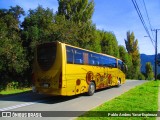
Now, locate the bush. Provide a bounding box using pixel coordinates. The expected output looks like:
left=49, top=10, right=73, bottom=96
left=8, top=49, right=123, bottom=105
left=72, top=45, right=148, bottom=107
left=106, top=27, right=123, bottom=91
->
left=7, top=81, right=19, bottom=90
left=138, top=72, right=145, bottom=80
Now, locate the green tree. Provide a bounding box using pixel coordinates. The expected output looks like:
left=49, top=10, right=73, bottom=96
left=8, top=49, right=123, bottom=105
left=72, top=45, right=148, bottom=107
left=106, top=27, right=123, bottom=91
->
left=9, top=5, right=25, bottom=22
left=118, top=45, right=132, bottom=78
left=54, top=15, right=99, bottom=52
left=22, top=5, right=55, bottom=46
left=21, top=6, right=55, bottom=82
left=57, top=0, right=97, bottom=51
left=22, top=6, right=55, bottom=53
left=0, top=6, right=28, bottom=88
left=119, top=45, right=128, bottom=63
left=145, top=62, right=154, bottom=80
left=57, top=0, right=94, bottom=23
left=125, top=31, right=141, bottom=79
left=101, top=31, right=119, bottom=57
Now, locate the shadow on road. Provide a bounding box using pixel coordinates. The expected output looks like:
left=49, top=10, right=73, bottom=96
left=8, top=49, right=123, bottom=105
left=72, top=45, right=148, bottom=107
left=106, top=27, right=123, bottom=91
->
left=0, top=87, right=115, bottom=104
left=0, top=91, right=81, bottom=104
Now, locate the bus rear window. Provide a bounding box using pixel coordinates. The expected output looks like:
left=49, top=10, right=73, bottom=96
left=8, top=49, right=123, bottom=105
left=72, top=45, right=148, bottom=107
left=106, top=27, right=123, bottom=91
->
left=37, top=43, right=57, bottom=71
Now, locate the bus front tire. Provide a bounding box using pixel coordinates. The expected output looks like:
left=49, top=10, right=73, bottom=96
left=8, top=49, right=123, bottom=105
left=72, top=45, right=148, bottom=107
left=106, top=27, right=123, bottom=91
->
left=87, top=82, right=95, bottom=96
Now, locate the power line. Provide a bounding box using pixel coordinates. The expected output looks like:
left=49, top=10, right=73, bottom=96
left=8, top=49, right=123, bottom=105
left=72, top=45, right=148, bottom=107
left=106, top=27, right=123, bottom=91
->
left=132, top=0, right=154, bottom=46
left=132, top=0, right=159, bottom=80
left=131, top=0, right=154, bottom=47
left=142, top=0, right=155, bottom=40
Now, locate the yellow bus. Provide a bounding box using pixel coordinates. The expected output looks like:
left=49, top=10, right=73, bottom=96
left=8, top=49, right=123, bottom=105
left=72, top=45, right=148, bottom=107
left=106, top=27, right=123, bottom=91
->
left=32, top=41, right=126, bottom=96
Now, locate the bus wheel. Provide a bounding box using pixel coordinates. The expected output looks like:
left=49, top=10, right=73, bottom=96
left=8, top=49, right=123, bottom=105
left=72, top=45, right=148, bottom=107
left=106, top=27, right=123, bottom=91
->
left=117, top=79, right=121, bottom=87
left=87, top=82, right=95, bottom=96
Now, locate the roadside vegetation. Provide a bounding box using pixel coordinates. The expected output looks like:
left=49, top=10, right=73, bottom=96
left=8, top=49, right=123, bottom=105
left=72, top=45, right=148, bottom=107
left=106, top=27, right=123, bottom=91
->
left=0, top=81, right=31, bottom=95
left=77, top=80, right=160, bottom=120
left=0, top=88, right=31, bottom=95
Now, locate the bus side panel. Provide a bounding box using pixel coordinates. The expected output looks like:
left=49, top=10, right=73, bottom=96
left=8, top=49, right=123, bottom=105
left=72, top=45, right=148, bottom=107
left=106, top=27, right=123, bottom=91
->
left=107, top=68, right=117, bottom=86
left=65, top=64, right=112, bottom=95
left=91, top=66, right=107, bottom=89
left=65, top=65, right=125, bottom=96
left=65, top=64, right=88, bottom=96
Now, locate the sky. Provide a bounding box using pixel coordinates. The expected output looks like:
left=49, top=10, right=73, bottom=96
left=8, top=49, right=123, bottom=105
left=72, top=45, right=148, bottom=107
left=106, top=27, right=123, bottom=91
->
left=0, top=0, right=160, bottom=55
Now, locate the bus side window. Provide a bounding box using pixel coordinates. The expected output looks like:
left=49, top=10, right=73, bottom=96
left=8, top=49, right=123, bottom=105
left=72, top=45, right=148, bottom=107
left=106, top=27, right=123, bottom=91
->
left=118, top=60, right=122, bottom=69
left=66, top=46, right=74, bottom=64
left=90, top=53, right=100, bottom=66
left=83, top=52, right=89, bottom=65
left=99, top=56, right=104, bottom=66
left=118, top=60, right=126, bottom=72
left=89, top=53, right=94, bottom=65
left=103, top=57, right=116, bottom=68
left=102, top=56, right=109, bottom=67
left=109, top=58, right=117, bottom=68
left=94, top=55, right=99, bottom=66
left=74, top=49, right=83, bottom=64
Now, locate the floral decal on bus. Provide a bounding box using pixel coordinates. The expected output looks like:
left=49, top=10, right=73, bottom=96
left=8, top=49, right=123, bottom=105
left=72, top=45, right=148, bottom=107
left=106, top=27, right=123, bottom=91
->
left=86, top=71, right=113, bottom=88
left=86, top=71, right=94, bottom=84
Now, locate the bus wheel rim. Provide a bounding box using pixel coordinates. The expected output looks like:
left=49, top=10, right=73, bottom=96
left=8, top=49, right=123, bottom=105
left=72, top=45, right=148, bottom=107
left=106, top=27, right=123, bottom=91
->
left=90, top=83, right=95, bottom=93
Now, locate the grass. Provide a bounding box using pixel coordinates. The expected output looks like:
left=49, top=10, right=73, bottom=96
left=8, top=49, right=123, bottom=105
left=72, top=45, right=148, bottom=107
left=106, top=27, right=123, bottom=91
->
left=77, top=80, right=160, bottom=120
left=0, top=88, right=31, bottom=95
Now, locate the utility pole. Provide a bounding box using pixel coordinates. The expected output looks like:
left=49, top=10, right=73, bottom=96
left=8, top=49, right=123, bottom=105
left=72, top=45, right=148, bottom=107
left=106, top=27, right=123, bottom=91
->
left=152, top=29, right=160, bottom=80
left=155, top=29, right=158, bottom=81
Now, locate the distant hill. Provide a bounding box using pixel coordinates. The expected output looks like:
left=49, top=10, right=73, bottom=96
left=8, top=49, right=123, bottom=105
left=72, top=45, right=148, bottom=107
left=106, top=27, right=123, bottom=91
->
left=140, top=54, right=160, bottom=74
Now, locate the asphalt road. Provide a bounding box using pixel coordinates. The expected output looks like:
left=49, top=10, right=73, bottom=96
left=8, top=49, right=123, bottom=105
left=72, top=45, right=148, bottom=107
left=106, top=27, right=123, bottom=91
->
left=0, top=80, right=147, bottom=120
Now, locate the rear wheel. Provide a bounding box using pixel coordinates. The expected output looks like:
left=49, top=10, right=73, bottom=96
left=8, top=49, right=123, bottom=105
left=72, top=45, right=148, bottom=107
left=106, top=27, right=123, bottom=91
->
left=87, top=82, right=95, bottom=96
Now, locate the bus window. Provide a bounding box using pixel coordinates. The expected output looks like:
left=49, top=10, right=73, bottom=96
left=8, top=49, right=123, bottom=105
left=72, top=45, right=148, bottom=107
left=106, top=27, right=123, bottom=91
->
left=74, top=49, right=83, bottom=64
left=66, top=46, right=74, bottom=64
left=89, top=53, right=100, bottom=66
left=102, top=56, right=116, bottom=68
left=118, top=60, right=126, bottom=72
left=83, top=52, right=89, bottom=65
left=37, top=43, right=57, bottom=71
left=89, top=53, right=95, bottom=65
left=109, top=58, right=117, bottom=68
left=118, top=60, right=122, bottom=70
left=102, top=56, right=108, bottom=67
left=99, top=56, right=104, bottom=66
left=93, top=54, right=100, bottom=66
